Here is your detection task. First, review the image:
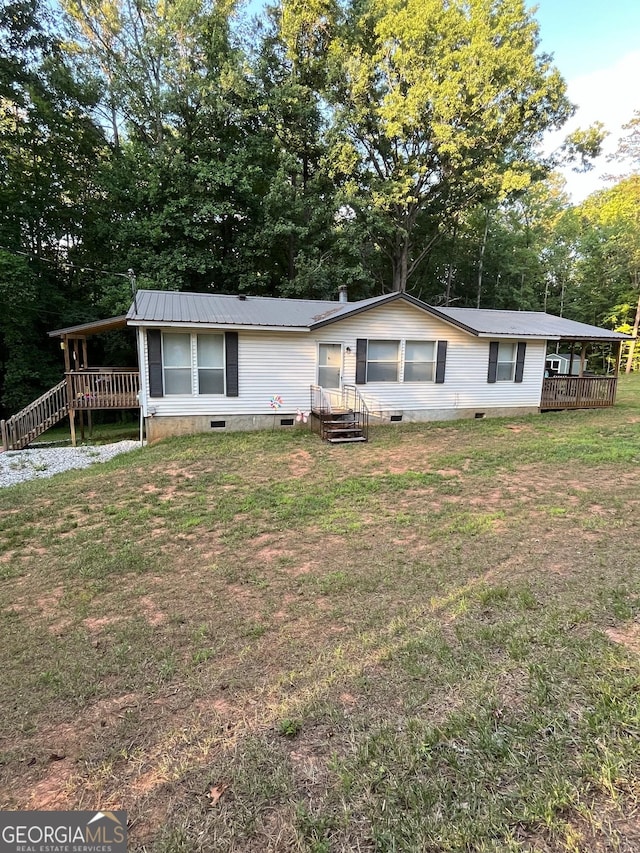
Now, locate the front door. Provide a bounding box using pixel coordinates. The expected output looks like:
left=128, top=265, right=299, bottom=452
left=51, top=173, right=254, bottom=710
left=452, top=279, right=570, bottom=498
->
left=318, top=343, right=342, bottom=388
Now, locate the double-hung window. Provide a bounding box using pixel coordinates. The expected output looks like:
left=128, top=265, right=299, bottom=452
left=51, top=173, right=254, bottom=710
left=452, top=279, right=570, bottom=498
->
left=197, top=334, right=224, bottom=394
left=356, top=338, right=447, bottom=384
left=367, top=340, right=399, bottom=382
left=163, top=333, right=192, bottom=395
left=162, top=332, right=225, bottom=395
left=404, top=340, right=436, bottom=382
left=496, top=342, right=516, bottom=381
left=488, top=341, right=526, bottom=383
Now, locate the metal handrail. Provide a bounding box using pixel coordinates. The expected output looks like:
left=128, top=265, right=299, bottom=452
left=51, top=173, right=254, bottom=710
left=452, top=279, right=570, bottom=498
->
left=310, top=384, right=369, bottom=441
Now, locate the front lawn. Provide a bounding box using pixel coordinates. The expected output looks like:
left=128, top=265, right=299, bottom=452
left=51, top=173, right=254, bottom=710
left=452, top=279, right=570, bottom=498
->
left=2, top=377, right=640, bottom=851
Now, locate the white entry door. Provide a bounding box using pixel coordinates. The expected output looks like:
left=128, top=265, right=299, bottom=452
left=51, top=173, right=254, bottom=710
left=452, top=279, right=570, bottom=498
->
left=318, top=344, right=342, bottom=388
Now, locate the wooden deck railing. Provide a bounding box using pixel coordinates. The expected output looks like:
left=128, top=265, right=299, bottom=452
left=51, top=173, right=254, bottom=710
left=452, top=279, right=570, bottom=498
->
left=1, top=380, right=69, bottom=451
left=1, top=369, right=140, bottom=451
left=541, top=375, right=618, bottom=409
left=67, top=369, right=140, bottom=409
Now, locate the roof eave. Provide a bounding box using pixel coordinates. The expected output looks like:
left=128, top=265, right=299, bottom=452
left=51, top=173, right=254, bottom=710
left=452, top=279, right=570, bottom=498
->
left=309, top=292, right=402, bottom=329
left=127, top=319, right=311, bottom=333
left=555, top=334, right=632, bottom=342
left=310, top=292, right=482, bottom=335
left=48, top=316, right=128, bottom=338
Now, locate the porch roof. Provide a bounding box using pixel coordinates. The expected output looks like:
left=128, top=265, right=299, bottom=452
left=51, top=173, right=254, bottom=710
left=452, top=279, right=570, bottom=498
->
left=48, top=316, right=128, bottom=338
left=433, top=307, right=630, bottom=341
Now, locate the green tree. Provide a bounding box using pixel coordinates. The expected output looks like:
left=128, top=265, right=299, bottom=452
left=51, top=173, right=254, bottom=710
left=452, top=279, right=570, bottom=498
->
left=0, top=0, right=106, bottom=413
left=573, top=176, right=640, bottom=326
left=285, top=0, right=575, bottom=292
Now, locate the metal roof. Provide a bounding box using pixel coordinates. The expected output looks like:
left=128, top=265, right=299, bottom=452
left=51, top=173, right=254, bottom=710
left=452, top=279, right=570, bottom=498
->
left=125, top=290, right=362, bottom=328
left=434, top=307, right=629, bottom=341
left=124, top=290, right=629, bottom=341
left=48, top=316, right=128, bottom=338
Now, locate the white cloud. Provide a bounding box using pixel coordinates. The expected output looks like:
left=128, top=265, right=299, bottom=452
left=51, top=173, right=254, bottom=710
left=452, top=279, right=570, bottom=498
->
left=545, top=50, right=640, bottom=202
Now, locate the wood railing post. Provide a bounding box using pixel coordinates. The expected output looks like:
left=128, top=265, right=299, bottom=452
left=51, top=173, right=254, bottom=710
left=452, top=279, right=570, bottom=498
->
left=1, top=419, right=7, bottom=452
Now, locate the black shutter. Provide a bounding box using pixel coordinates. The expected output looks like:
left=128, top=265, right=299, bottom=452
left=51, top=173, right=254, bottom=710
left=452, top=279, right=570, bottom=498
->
left=435, top=340, right=447, bottom=384
left=355, top=339, right=367, bottom=384
left=225, top=331, right=239, bottom=397
left=515, top=342, right=526, bottom=383
left=487, top=341, right=499, bottom=383
left=148, top=329, right=163, bottom=397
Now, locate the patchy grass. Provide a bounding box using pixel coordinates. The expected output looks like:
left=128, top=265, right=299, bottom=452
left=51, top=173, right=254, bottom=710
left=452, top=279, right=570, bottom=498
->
left=1, top=376, right=640, bottom=852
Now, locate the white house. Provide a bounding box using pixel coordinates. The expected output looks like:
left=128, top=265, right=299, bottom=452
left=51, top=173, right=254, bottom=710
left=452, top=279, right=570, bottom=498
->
left=125, top=290, right=628, bottom=443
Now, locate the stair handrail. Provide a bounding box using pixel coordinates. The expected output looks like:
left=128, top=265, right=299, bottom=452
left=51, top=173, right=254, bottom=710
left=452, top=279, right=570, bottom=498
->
left=1, top=379, right=69, bottom=451
left=342, top=384, right=369, bottom=441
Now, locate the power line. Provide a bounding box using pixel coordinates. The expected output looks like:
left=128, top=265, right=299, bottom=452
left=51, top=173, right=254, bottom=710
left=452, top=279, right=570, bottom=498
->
left=0, top=246, right=130, bottom=279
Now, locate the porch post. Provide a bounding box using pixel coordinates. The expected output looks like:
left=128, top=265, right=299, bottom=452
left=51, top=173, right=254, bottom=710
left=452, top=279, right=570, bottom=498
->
left=579, top=343, right=587, bottom=377
left=63, top=335, right=75, bottom=445
left=69, top=408, right=76, bottom=447
left=615, top=341, right=623, bottom=375
left=568, top=342, right=575, bottom=376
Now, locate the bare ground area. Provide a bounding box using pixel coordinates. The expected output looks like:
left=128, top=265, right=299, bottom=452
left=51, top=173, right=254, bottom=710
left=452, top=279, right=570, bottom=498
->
left=1, top=384, right=640, bottom=851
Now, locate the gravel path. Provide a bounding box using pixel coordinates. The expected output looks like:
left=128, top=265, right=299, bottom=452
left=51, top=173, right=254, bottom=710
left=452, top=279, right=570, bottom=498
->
left=0, top=441, right=142, bottom=488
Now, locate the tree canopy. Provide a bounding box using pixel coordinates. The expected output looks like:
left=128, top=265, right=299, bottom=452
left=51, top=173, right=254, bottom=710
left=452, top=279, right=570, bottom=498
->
left=0, top=0, right=635, bottom=416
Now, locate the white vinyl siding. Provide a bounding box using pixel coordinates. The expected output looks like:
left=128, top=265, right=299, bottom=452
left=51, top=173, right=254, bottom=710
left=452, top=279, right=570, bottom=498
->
left=138, top=301, right=547, bottom=418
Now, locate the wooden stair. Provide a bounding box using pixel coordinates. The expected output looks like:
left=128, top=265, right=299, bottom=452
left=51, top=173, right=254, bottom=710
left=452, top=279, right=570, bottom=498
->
left=1, top=380, right=69, bottom=451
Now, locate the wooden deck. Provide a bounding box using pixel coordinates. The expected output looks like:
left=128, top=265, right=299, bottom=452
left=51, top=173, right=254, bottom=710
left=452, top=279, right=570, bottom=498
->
left=68, top=369, right=140, bottom=409
left=540, top=375, right=618, bottom=410
left=1, top=369, right=140, bottom=451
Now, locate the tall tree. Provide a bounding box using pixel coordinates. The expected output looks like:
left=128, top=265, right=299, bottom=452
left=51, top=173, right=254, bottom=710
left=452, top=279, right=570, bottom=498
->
left=0, top=0, right=105, bottom=412
left=280, top=0, right=574, bottom=292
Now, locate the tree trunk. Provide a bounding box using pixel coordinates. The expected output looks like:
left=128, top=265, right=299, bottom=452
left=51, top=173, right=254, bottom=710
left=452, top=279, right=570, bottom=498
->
left=476, top=210, right=489, bottom=308
left=110, top=97, right=120, bottom=150
left=392, top=234, right=409, bottom=292
left=445, top=221, right=458, bottom=305
left=625, top=292, right=640, bottom=374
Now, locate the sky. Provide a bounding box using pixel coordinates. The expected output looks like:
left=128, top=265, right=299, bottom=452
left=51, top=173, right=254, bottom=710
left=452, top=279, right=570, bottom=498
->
left=533, top=0, right=640, bottom=201
left=244, top=0, right=639, bottom=203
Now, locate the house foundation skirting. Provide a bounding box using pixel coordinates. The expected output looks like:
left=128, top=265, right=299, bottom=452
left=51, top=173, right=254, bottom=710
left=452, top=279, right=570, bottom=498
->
left=370, top=405, right=540, bottom=424
left=145, top=405, right=540, bottom=442
left=145, top=413, right=308, bottom=442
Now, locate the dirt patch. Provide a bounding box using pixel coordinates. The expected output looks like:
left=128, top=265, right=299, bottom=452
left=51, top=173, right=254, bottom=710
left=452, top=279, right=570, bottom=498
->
left=83, top=615, right=122, bottom=632
left=288, top=449, right=313, bottom=478
left=605, top=623, right=640, bottom=655
left=36, top=586, right=64, bottom=616
left=140, top=595, right=167, bottom=626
